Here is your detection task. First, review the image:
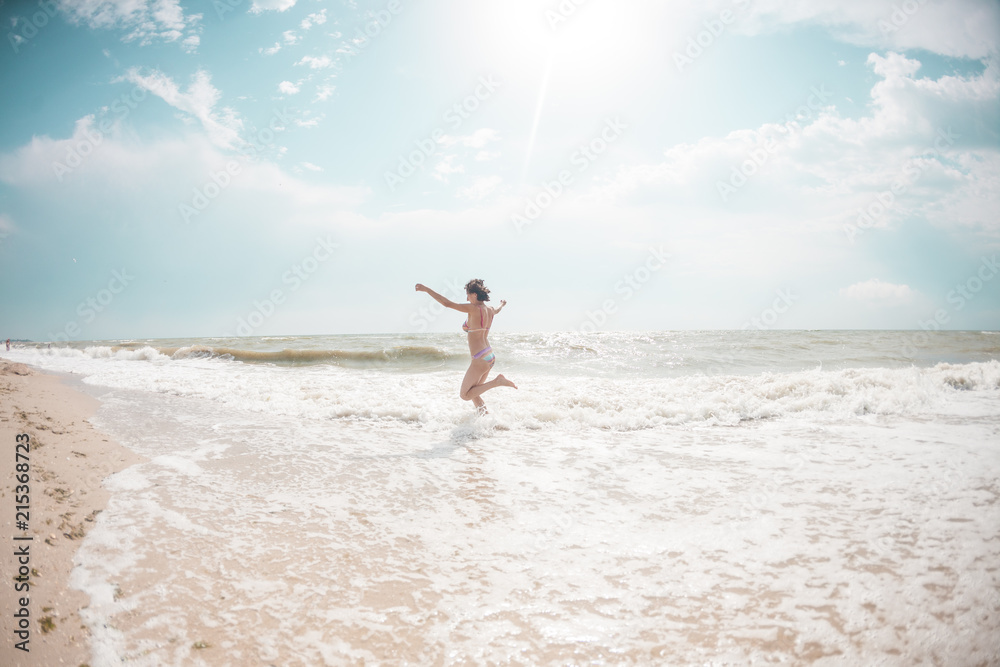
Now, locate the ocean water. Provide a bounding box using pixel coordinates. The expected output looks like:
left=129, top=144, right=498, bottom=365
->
left=4, top=330, right=1000, bottom=666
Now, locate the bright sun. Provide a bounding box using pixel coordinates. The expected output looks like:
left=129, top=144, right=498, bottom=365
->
left=470, top=1, right=665, bottom=89
left=465, top=1, right=672, bottom=177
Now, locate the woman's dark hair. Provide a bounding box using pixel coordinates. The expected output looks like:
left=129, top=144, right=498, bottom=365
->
left=465, top=278, right=490, bottom=302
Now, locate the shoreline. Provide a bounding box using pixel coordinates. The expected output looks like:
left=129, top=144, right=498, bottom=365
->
left=0, top=361, right=144, bottom=667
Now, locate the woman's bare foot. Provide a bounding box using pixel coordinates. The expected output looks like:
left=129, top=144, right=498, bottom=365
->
left=495, top=374, right=517, bottom=389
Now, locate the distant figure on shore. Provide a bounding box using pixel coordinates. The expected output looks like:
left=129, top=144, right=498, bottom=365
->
left=415, top=279, right=517, bottom=413
left=5, top=339, right=9, bottom=351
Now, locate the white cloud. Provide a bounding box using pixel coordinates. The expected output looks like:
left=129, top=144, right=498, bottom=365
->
left=58, top=0, right=203, bottom=52
left=249, top=0, right=297, bottom=14
left=278, top=81, right=300, bottom=95
left=117, top=68, right=243, bottom=150
left=457, top=176, right=502, bottom=201
left=839, top=279, right=916, bottom=305
left=595, top=52, right=1000, bottom=237
left=301, top=10, right=327, bottom=30
left=294, top=115, right=323, bottom=128
left=283, top=30, right=300, bottom=45
left=441, top=128, right=499, bottom=149
left=151, top=0, right=185, bottom=31
left=0, top=115, right=168, bottom=189
left=432, top=155, right=464, bottom=183
left=732, top=0, right=999, bottom=58
left=295, top=55, right=334, bottom=70
left=432, top=130, right=502, bottom=175
left=0, top=123, right=367, bottom=213
left=313, top=83, right=336, bottom=103
left=300, top=162, right=323, bottom=172
left=260, top=42, right=281, bottom=56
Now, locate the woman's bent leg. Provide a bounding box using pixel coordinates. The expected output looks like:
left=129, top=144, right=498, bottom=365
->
left=460, top=363, right=517, bottom=404
left=460, top=361, right=491, bottom=404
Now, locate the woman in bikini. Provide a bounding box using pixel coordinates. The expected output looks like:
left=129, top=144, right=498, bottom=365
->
left=415, top=279, right=517, bottom=413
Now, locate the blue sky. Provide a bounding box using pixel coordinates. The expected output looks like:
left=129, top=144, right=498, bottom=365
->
left=0, top=0, right=998, bottom=340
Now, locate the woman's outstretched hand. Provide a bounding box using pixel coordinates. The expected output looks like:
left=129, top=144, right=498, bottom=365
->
left=415, top=283, right=427, bottom=293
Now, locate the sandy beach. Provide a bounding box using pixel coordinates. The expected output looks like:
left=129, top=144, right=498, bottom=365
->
left=0, top=362, right=144, bottom=667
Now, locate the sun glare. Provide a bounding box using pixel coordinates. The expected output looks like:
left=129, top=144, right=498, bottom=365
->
left=458, top=2, right=681, bottom=182
left=471, top=1, right=665, bottom=88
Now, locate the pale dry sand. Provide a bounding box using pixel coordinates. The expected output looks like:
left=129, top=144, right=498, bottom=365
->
left=0, top=361, right=144, bottom=667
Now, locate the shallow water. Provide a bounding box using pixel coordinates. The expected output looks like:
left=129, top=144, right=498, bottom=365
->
left=4, top=331, right=999, bottom=665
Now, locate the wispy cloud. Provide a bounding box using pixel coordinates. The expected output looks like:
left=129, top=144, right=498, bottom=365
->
left=296, top=55, right=334, bottom=69
left=59, top=0, right=203, bottom=53
left=294, top=114, right=324, bottom=128
left=249, top=0, right=298, bottom=14
left=278, top=81, right=300, bottom=95
left=117, top=68, right=243, bottom=150
left=301, top=10, right=327, bottom=30
left=457, top=176, right=502, bottom=201
left=593, top=52, right=1000, bottom=236
left=433, top=155, right=464, bottom=183
left=313, top=83, right=336, bottom=103
left=839, top=279, right=916, bottom=305
left=0, top=212, right=16, bottom=237
left=736, top=0, right=999, bottom=58
left=441, top=128, right=500, bottom=149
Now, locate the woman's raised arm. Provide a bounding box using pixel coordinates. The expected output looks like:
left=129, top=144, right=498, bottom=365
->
left=415, top=283, right=469, bottom=312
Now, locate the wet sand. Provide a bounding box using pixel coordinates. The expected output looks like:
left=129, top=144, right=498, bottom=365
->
left=0, top=361, right=143, bottom=667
